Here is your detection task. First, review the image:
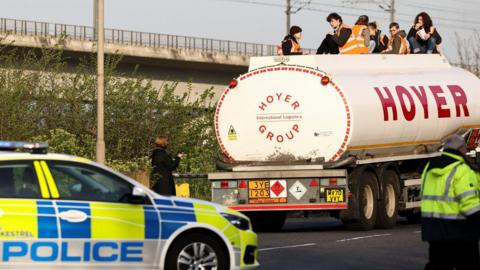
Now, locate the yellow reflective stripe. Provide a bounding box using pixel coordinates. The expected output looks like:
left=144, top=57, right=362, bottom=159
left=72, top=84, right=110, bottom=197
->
left=90, top=202, right=145, bottom=239
left=33, top=161, right=50, bottom=199
left=40, top=161, right=59, bottom=199
left=0, top=199, right=38, bottom=239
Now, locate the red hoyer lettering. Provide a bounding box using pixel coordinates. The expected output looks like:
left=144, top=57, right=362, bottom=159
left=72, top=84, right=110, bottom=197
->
left=258, top=92, right=300, bottom=111
left=374, top=85, right=470, bottom=121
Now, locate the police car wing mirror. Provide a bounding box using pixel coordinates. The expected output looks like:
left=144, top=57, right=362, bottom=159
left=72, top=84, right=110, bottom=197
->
left=129, top=186, right=147, bottom=204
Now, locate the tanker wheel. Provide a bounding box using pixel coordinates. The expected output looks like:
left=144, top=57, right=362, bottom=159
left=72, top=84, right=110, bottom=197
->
left=376, top=170, right=400, bottom=229
left=344, top=171, right=379, bottom=231
left=246, top=211, right=287, bottom=232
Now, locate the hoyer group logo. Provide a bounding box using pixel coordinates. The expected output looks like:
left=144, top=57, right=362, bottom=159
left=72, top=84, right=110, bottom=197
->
left=257, top=92, right=302, bottom=143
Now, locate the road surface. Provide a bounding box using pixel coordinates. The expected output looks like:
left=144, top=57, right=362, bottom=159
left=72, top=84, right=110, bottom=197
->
left=257, top=216, right=427, bottom=270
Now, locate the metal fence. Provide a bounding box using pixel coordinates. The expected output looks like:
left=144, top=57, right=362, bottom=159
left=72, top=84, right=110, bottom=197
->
left=0, top=17, right=291, bottom=56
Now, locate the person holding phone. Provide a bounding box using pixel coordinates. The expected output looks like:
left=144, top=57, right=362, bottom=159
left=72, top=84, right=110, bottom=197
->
left=151, top=135, right=184, bottom=196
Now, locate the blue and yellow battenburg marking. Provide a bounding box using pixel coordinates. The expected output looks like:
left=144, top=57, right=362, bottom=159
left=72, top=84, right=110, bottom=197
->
left=0, top=198, right=218, bottom=263
left=0, top=198, right=248, bottom=264
left=0, top=199, right=164, bottom=263
left=154, top=198, right=197, bottom=239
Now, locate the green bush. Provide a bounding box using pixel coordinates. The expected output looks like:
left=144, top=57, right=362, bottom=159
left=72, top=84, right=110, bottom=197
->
left=0, top=45, right=219, bottom=199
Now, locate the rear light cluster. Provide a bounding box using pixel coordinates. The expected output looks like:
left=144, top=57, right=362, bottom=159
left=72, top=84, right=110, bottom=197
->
left=212, top=180, right=249, bottom=189
left=319, top=178, right=346, bottom=186
left=212, top=180, right=238, bottom=189
left=212, top=178, right=346, bottom=189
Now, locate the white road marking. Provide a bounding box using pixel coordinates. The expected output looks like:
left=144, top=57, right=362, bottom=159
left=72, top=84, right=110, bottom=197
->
left=413, top=230, right=421, bottom=234
left=258, top=243, right=316, bottom=251
left=336, top=234, right=392, bottom=242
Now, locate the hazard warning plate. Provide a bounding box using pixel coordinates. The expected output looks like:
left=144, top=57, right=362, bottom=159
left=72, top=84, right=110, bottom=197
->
left=325, top=188, right=345, bottom=203
left=248, top=180, right=287, bottom=204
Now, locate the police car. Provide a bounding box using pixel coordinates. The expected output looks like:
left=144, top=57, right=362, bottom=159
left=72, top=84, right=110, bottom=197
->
left=0, top=142, right=258, bottom=269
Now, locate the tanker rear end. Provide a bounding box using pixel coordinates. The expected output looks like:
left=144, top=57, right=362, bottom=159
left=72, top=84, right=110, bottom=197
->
left=209, top=55, right=480, bottom=231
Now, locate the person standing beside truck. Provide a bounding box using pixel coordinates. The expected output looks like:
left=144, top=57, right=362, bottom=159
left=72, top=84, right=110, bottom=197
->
left=421, top=135, right=480, bottom=270
left=150, top=135, right=184, bottom=196
left=316, top=13, right=352, bottom=54
left=407, top=12, right=442, bottom=54
left=279, top=25, right=303, bottom=56
left=381, top=22, right=409, bottom=54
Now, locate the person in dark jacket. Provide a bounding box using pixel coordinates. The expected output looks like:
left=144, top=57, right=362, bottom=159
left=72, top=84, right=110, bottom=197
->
left=151, top=135, right=184, bottom=196
left=317, top=13, right=352, bottom=54
left=368, top=22, right=389, bottom=53
left=280, top=25, right=303, bottom=56
left=381, top=22, right=408, bottom=54
left=407, top=12, right=442, bottom=54
left=421, top=135, right=480, bottom=270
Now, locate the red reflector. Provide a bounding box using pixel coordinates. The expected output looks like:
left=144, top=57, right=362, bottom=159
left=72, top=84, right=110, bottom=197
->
left=239, top=180, right=247, bottom=188
left=321, top=76, right=330, bottom=85
left=329, top=178, right=337, bottom=186
left=229, top=79, right=238, bottom=89
left=221, top=181, right=229, bottom=189
left=309, top=178, right=319, bottom=187
left=347, top=192, right=353, bottom=197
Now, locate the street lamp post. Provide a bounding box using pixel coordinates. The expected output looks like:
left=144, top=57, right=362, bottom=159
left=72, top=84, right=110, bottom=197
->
left=96, top=0, right=105, bottom=164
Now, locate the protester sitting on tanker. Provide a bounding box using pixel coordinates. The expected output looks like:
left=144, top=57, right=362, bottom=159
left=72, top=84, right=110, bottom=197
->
left=407, top=12, right=442, bottom=54
left=382, top=22, right=409, bottom=54
left=368, top=21, right=389, bottom=53
left=316, top=13, right=351, bottom=54
left=339, top=14, right=371, bottom=54
left=279, top=25, right=303, bottom=56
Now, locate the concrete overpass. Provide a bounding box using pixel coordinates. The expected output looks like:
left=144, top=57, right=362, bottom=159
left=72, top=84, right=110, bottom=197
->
left=0, top=18, right=287, bottom=96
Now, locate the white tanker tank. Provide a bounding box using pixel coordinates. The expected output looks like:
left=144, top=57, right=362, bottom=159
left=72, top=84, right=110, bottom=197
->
left=215, top=55, right=480, bottom=163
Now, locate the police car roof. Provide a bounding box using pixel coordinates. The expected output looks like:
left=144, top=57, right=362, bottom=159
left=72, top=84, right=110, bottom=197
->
left=0, top=151, right=91, bottom=163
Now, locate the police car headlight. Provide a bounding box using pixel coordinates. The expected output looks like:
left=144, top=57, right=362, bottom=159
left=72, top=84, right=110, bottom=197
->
left=221, top=213, right=250, bottom=231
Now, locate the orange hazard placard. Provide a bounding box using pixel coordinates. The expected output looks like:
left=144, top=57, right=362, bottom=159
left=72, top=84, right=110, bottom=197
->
left=248, top=180, right=287, bottom=204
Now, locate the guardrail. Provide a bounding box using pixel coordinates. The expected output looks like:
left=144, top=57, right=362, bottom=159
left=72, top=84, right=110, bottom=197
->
left=0, top=17, right=317, bottom=56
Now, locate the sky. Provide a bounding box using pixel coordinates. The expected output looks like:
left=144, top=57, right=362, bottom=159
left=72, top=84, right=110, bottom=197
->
left=1, top=0, right=479, bottom=61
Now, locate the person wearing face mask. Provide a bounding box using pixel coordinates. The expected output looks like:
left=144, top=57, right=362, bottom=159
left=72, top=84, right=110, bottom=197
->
left=279, top=25, right=303, bottom=56
left=316, top=13, right=352, bottom=55
left=407, top=12, right=442, bottom=54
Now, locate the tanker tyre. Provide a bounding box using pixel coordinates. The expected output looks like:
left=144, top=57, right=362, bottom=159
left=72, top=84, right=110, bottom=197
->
left=376, top=170, right=400, bottom=229
left=246, top=211, right=287, bottom=232
left=344, top=171, right=379, bottom=231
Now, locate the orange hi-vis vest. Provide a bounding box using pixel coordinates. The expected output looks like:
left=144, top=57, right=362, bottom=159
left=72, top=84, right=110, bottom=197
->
left=339, top=25, right=369, bottom=54
left=387, top=33, right=409, bottom=54
left=290, top=39, right=301, bottom=53
left=277, top=39, right=302, bottom=55
left=399, top=36, right=409, bottom=54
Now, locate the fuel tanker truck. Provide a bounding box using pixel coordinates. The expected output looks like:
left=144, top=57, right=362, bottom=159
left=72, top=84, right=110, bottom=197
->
left=208, top=54, right=480, bottom=231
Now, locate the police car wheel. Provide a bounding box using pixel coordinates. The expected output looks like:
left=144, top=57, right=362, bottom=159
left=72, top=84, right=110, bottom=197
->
left=166, top=233, right=229, bottom=270
left=376, top=170, right=400, bottom=229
